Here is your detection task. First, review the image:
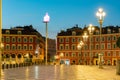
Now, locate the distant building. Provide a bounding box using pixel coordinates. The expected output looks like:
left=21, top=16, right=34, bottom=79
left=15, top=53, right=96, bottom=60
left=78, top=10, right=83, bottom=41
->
left=56, top=25, right=120, bottom=65
left=48, top=38, right=56, bottom=62
left=2, top=25, right=45, bottom=65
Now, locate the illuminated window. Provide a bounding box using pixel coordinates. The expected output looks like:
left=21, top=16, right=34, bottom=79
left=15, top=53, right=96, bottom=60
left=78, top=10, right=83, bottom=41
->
left=23, top=37, right=27, bottom=43
left=107, top=29, right=111, bottom=34
left=65, top=53, right=69, bottom=57
left=12, top=44, right=16, bottom=50
left=29, top=37, right=33, bottom=43
left=72, top=38, right=76, bottom=43
left=107, top=52, right=111, bottom=56
left=107, top=43, right=111, bottom=49
left=96, top=37, right=99, bottom=42
left=119, top=28, right=120, bottom=33
left=12, top=37, right=16, bottom=43
left=71, top=44, right=76, bottom=50
left=29, top=45, right=33, bottom=50
left=6, top=30, right=10, bottom=34
left=2, top=37, right=4, bottom=42
left=95, top=53, right=98, bottom=57
left=96, top=44, right=99, bottom=50
left=65, top=38, right=69, bottom=42
left=23, top=45, right=27, bottom=50
left=6, top=37, right=10, bottom=43
left=17, top=44, right=22, bottom=50
left=112, top=36, right=116, bottom=40
left=78, top=38, right=81, bottom=42
left=59, top=38, right=64, bottom=43
left=102, top=37, right=104, bottom=41
left=101, top=43, right=105, bottom=49
left=72, top=53, right=76, bottom=57
left=72, top=31, right=76, bottom=36
left=6, top=44, right=10, bottom=50
left=59, top=44, right=64, bottom=50
left=78, top=52, right=82, bottom=57
left=65, top=44, right=69, bottom=50
left=107, top=36, right=111, bottom=41
left=113, top=52, right=116, bottom=57
left=95, top=30, right=99, bottom=35
left=17, top=37, right=21, bottom=43
left=107, top=60, right=111, bottom=65
left=112, top=43, right=116, bottom=49
left=17, top=31, right=22, bottom=34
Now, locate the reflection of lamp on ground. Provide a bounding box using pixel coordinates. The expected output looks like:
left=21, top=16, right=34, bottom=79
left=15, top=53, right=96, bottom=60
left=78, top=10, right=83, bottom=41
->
left=77, top=41, right=84, bottom=64
left=43, top=13, right=50, bottom=65
left=35, top=50, right=38, bottom=64
left=88, top=24, right=94, bottom=65
left=96, top=8, right=106, bottom=69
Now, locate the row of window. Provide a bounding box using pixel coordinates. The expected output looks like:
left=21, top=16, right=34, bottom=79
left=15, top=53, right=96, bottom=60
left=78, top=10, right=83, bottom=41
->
left=58, top=35, right=119, bottom=43
left=71, top=28, right=120, bottom=36
left=4, top=44, right=33, bottom=50
left=5, top=30, right=22, bottom=34
left=59, top=43, right=117, bottom=50
left=59, top=52, right=120, bottom=57
left=2, top=37, right=33, bottom=43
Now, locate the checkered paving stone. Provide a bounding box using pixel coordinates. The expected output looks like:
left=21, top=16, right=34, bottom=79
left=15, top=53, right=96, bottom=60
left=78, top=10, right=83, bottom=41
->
left=0, top=65, right=120, bottom=80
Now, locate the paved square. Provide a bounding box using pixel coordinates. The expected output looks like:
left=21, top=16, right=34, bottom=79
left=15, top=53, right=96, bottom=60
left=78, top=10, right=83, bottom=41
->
left=0, top=65, right=120, bottom=80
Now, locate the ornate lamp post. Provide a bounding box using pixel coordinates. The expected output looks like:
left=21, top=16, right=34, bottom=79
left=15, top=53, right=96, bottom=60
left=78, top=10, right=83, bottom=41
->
left=88, top=24, right=94, bottom=65
left=0, top=0, right=2, bottom=77
left=82, top=31, right=88, bottom=65
left=96, top=8, right=106, bottom=68
left=43, top=13, right=50, bottom=65
left=77, top=41, right=84, bottom=64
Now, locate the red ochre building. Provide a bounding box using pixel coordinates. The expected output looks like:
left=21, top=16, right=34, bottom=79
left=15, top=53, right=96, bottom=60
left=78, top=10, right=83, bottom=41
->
left=2, top=25, right=45, bottom=66
left=56, top=25, right=120, bottom=65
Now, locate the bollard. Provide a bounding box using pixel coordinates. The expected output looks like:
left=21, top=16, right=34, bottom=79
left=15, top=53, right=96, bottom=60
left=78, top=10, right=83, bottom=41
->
left=116, top=60, right=120, bottom=75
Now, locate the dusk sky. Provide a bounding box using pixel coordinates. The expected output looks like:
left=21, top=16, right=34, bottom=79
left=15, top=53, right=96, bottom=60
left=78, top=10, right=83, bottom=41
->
left=2, top=0, right=120, bottom=39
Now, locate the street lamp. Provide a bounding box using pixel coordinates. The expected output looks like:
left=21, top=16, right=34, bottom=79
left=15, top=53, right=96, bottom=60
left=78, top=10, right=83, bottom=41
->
left=88, top=24, right=94, bottom=65
left=77, top=41, right=84, bottom=64
left=96, top=8, right=106, bottom=68
left=82, top=31, right=88, bottom=65
left=0, top=0, right=2, bottom=77
left=43, top=13, right=50, bottom=65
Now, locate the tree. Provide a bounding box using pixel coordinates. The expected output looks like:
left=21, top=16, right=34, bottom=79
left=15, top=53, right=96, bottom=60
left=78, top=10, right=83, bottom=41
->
left=116, top=37, right=120, bottom=48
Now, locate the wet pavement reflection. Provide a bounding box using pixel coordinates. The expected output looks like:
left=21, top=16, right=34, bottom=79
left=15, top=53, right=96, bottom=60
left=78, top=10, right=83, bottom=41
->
left=0, top=65, right=120, bottom=80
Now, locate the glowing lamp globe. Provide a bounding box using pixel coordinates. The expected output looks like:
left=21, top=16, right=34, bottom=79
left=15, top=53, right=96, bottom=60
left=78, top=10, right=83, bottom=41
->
left=43, top=13, right=50, bottom=23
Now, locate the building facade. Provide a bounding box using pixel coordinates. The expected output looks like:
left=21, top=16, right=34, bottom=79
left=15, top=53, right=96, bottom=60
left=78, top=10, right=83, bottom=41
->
left=2, top=25, right=45, bottom=66
left=56, top=25, right=120, bottom=65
